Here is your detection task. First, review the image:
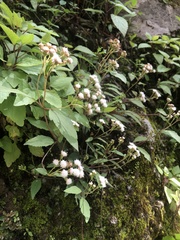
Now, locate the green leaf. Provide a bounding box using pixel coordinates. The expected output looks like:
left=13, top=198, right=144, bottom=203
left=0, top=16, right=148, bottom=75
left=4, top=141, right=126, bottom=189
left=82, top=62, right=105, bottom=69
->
left=35, top=168, right=48, bottom=175
left=14, top=88, right=38, bottom=106
left=19, top=33, right=34, bottom=45
left=2, top=139, right=21, bottom=167
left=42, top=90, right=62, bottom=108
left=0, top=96, right=26, bottom=126
left=24, top=135, right=54, bottom=147
left=162, top=236, right=175, bottom=240
left=49, top=109, right=78, bottom=150
left=31, top=179, right=42, bottom=200
left=80, top=197, right=91, bottom=223
left=27, top=118, right=48, bottom=130
left=30, top=0, right=38, bottom=10
left=153, top=53, right=164, bottom=64
left=110, top=71, right=127, bottom=84
left=73, top=112, right=90, bottom=128
left=0, top=24, right=19, bottom=44
left=74, top=45, right=95, bottom=56
left=164, top=186, right=173, bottom=204
left=159, top=84, right=171, bottom=95
left=157, top=64, right=170, bottom=73
left=111, top=14, right=128, bottom=37
left=137, top=147, right=151, bottom=162
left=134, top=136, right=147, bottom=142
left=162, top=130, right=180, bottom=143
left=129, top=98, right=145, bottom=109
left=170, top=178, right=180, bottom=187
left=138, top=43, right=151, bottom=49
left=64, top=186, right=82, bottom=194
left=28, top=146, right=44, bottom=157
left=16, top=56, right=42, bottom=75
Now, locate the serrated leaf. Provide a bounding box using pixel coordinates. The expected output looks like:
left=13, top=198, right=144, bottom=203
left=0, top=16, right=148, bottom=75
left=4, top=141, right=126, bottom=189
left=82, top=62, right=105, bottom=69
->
left=137, top=147, right=151, bottom=162
left=111, top=14, right=128, bottom=37
left=4, top=142, right=21, bottom=167
left=24, top=135, right=54, bottom=147
left=0, top=24, right=19, bottom=44
left=31, top=179, right=42, bottom=200
left=35, top=168, right=48, bottom=175
left=162, top=130, right=180, bottom=143
left=49, top=109, right=78, bottom=150
left=64, top=186, right=82, bottom=194
left=42, top=90, right=62, bottom=108
left=80, top=197, right=90, bottom=223
left=19, top=33, right=34, bottom=45
left=0, top=96, right=26, bottom=126
left=74, top=45, right=95, bottom=56
left=16, top=56, right=42, bottom=75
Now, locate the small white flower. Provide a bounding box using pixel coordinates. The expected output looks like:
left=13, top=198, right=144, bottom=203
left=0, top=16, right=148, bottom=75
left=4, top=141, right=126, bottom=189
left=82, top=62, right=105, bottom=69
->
left=89, top=181, right=93, bottom=186
left=139, top=92, right=146, bottom=103
left=99, top=175, right=108, bottom=188
left=66, top=178, right=73, bottom=185
left=67, top=57, right=73, bottom=64
left=78, top=92, right=84, bottom=99
left=53, top=159, right=59, bottom=166
left=74, top=159, right=81, bottom=167
left=60, top=160, right=68, bottom=168
left=90, top=74, right=99, bottom=83
left=61, top=47, right=69, bottom=57
left=87, top=103, right=92, bottom=109
left=87, top=109, right=93, bottom=115
left=94, top=103, right=99, bottom=108
left=61, top=150, right=68, bottom=157
left=99, top=119, right=105, bottom=124
left=72, top=168, right=80, bottom=177
left=152, top=89, right=161, bottom=99
left=71, top=120, right=80, bottom=127
left=95, top=83, right=101, bottom=90
left=83, top=88, right=91, bottom=98
left=79, top=170, right=84, bottom=178
left=95, top=107, right=101, bottom=113
left=74, top=83, right=81, bottom=89
left=92, top=94, right=97, bottom=100
left=61, top=169, right=68, bottom=178
left=51, top=53, right=62, bottom=64
left=128, top=142, right=137, bottom=151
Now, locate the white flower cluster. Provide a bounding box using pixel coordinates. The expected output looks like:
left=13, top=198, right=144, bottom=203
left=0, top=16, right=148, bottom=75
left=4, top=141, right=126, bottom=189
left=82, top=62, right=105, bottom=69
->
left=128, top=142, right=140, bottom=159
left=139, top=91, right=146, bottom=103
left=167, top=103, right=180, bottom=119
left=89, top=170, right=108, bottom=188
left=152, top=89, right=161, bottom=99
left=75, top=74, right=108, bottom=115
left=108, top=38, right=121, bottom=52
left=108, top=59, right=119, bottom=69
left=111, top=119, right=125, bottom=132
left=39, top=43, right=73, bottom=65
left=53, top=153, right=84, bottom=185
left=142, top=63, right=156, bottom=73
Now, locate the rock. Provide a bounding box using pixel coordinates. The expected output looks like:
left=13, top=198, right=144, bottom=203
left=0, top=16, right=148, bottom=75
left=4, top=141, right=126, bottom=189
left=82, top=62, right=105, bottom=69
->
left=130, top=0, right=180, bottom=39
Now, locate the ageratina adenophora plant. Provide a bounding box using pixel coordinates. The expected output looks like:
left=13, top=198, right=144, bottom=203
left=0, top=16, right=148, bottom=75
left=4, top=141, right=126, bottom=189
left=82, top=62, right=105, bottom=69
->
left=0, top=2, right=179, bottom=224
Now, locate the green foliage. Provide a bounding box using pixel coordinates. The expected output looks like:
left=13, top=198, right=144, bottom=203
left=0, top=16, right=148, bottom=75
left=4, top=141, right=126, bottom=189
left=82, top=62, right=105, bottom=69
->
left=0, top=0, right=179, bottom=238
